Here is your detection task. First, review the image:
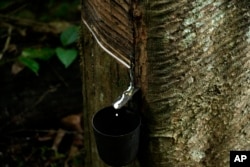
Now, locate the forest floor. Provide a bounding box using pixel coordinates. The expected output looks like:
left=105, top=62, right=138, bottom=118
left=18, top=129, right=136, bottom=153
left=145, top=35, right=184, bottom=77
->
left=0, top=1, right=84, bottom=166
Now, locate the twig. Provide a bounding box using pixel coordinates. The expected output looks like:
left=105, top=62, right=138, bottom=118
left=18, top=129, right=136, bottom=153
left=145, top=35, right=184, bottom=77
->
left=26, top=85, right=60, bottom=112
left=0, top=24, right=12, bottom=60
left=2, top=129, right=83, bottom=140
left=50, top=64, right=69, bottom=87
left=0, top=14, right=70, bottom=34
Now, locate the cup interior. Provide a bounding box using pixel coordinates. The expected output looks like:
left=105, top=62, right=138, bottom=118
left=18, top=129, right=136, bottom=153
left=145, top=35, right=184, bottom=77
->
left=92, top=106, right=140, bottom=136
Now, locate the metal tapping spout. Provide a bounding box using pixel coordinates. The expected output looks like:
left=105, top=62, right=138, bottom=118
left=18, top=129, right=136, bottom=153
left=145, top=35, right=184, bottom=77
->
left=113, top=82, right=139, bottom=109
left=113, top=50, right=139, bottom=109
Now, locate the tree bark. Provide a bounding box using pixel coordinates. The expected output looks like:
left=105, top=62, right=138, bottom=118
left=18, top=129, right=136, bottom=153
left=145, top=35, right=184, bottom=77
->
left=80, top=30, right=129, bottom=167
left=81, top=0, right=250, bottom=167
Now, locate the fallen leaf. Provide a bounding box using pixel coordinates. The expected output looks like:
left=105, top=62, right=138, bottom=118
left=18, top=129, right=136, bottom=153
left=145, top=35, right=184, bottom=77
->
left=52, top=128, right=66, bottom=151
left=61, top=114, right=82, bottom=131
left=11, top=62, right=25, bottom=75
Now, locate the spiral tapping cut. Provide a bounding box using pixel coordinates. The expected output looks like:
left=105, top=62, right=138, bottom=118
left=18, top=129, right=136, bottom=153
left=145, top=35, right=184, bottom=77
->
left=82, top=16, right=139, bottom=109
left=81, top=16, right=130, bottom=69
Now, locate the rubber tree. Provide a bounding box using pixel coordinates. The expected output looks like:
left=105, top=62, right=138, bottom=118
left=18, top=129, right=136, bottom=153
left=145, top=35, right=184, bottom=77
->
left=80, top=0, right=250, bottom=166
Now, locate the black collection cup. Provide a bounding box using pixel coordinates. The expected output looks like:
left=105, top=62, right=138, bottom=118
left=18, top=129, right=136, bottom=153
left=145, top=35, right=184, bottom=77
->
left=92, top=106, right=141, bottom=166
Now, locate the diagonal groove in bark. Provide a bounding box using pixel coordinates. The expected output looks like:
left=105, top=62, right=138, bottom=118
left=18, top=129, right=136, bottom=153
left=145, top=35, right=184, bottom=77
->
left=81, top=0, right=250, bottom=166
left=83, top=0, right=134, bottom=64
left=144, top=0, right=250, bottom=166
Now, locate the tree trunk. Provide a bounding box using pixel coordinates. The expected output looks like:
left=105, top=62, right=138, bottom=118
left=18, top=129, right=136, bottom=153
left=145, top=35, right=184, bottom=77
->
left=81, top=0, right=250, bottom=167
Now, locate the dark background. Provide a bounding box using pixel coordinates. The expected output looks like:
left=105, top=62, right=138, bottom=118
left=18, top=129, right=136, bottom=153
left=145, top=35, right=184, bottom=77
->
left=0, top=0, right=84, bottom=166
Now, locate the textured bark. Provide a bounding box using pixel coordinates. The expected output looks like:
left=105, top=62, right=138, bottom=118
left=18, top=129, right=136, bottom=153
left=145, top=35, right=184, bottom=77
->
left=81, top=0, right=250, bottom=167
left=140, top=0, right=250, bottom=166
left=81, top=0, right=134, bottom=67
left=80, top=29, right=132, bottom=167
left=81, top=1, right=140, bottom=167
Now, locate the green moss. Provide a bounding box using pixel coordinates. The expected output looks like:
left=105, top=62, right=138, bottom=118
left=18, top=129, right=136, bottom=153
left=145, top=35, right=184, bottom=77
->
left=247, top=28, right=250, bottom=43
left=181, top=32, right=196, bottom=49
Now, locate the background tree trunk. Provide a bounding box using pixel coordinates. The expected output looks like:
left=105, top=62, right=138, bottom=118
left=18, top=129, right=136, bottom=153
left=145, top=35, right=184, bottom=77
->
left=81, top=0, right=250, bottom=167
